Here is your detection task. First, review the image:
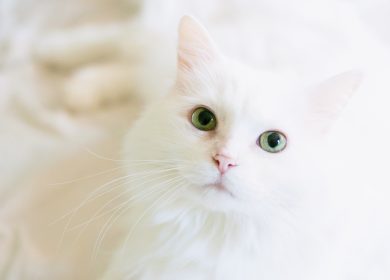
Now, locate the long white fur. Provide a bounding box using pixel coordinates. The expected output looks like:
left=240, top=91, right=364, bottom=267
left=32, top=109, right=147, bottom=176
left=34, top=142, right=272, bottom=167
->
left=1, top=1, right=390, bottom=279
left=101, top=17, right=389, bottom=280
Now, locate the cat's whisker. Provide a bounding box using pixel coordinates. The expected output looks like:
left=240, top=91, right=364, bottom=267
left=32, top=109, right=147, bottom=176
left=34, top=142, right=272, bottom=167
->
left=121, top=159, right=190, bottom=164
left=47, top=160, right=186, bottom=188
left=47, top=166, right=125, bottom=187
left=56, top=180, right=131, bottom=252
left=53, top=175, right=131, bottom=234
left=69, top=189, right=148, bottom=233
left=95, top=181, right=186, bottom=263
left=115, top=155, right=192, bottom=163
left=82, top=147, right=127, bottom=162
left=120, top=157, right=193, bottom=166
left=51, top=166, right=183, bottom=227
left=118, top=182, right=187, bottom=260
left=82, top=145, right=193, bottom=165
left=56, top=168, right=182, bottom=251
left=68, top=172, right=183, bottom=234
left=91, top=177, right=186, bottom=261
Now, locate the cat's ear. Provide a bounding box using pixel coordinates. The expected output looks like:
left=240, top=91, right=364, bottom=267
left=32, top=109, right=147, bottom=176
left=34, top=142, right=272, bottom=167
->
left=177, top=16, right=220, bottom=72
left=305, top=70, right=363, bottom=134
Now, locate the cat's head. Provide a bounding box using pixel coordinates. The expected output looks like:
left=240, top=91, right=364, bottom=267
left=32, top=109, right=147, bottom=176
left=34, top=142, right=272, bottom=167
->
left=124, top=16, right=362, bottom=216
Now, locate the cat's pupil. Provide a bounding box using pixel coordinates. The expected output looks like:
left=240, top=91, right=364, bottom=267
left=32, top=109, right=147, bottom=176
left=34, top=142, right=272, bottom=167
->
left=267, top=132, right=281, bottom=148
left=198, top=110, right=213, bottom=126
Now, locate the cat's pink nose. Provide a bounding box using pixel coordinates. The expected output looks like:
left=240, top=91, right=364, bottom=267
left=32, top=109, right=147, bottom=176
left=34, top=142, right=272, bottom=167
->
left=213, top=154, right=237, bottom=174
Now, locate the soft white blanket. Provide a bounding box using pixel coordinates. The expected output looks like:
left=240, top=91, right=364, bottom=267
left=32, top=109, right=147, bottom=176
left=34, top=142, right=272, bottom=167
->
left=0, top=0, right=389, bottom=279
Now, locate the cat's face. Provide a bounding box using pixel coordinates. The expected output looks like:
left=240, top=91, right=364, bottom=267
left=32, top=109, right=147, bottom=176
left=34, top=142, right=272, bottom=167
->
left=124, top=16, right=362, bottom=216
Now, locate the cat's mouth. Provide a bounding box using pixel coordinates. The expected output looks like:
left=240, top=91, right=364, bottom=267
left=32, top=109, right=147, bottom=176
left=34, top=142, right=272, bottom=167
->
left=208, top=182, right=235, bottom=198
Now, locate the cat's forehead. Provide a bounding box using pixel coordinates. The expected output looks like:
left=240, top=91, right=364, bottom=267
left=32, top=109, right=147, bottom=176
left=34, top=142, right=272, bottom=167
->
left=194, top=61, right=298, bottom=127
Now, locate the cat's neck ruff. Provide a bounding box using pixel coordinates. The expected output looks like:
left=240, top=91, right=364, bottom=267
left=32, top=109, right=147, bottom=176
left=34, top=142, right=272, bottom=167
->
left=114, top=189, right=307, bottom=280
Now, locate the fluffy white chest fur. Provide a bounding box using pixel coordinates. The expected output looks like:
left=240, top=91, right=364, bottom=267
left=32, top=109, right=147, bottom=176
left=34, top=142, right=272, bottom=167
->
left=103, top=188, right=314, bottom=280
left=107, top=204, right=267, bottom=280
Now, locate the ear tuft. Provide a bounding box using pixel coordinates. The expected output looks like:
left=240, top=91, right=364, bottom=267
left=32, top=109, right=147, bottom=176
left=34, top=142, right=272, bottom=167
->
left=177, top=15, right=219, bottom=71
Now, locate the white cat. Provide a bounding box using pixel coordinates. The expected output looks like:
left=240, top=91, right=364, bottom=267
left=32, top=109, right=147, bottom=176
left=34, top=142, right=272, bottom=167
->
left=2, top=1, right=390, bottom=279
left=101, top=16, right=388, bottom=280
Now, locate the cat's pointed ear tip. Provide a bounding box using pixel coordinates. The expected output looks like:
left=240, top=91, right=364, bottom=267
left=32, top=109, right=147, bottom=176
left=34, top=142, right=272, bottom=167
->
left=341, top=69, right=365, bottom=85
left=180, top=15, right=199, bottom=24
left=179, top=15, right=204, bottom=32
left=176, top=15, right=219, bottom=71
left=327, top=69, right=364, bottom=94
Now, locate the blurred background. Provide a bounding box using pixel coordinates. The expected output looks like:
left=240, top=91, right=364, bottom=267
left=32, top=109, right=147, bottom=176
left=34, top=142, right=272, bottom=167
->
left=0, top=0, right=389, bottom=279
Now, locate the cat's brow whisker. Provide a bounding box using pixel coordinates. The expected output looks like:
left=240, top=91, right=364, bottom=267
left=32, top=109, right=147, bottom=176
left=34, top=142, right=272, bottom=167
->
left=91, top=178, right=186, bottom=261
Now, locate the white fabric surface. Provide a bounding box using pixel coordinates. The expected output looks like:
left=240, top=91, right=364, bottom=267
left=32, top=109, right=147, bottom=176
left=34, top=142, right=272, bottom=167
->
left=0, top=0, right=389, bottom=279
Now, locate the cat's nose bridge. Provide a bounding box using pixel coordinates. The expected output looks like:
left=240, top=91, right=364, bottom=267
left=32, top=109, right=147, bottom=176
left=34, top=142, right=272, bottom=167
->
left=214, top=136, right=239, bottom=155
left=213, top=153, right=237, bottom=174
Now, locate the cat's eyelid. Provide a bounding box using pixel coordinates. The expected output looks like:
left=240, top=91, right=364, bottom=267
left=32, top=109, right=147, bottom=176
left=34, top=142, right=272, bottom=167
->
left=257, top=130, right=288, bottom=153
left=188, top=105, right=215, bottom=120
left=190, top=106, right=218, bottom=131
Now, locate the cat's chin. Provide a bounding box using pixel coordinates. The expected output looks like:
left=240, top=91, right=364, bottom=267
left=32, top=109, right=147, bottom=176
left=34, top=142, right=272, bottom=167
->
left=207, top=183, right=235, bottom=198
left=183, top=182, right=249, bottom=214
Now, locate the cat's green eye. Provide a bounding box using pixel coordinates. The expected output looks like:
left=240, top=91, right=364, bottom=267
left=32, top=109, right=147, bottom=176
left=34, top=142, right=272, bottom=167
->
left=258, top=131, right=287, bottom=153
left=191, top=107, right=217, bottom=131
